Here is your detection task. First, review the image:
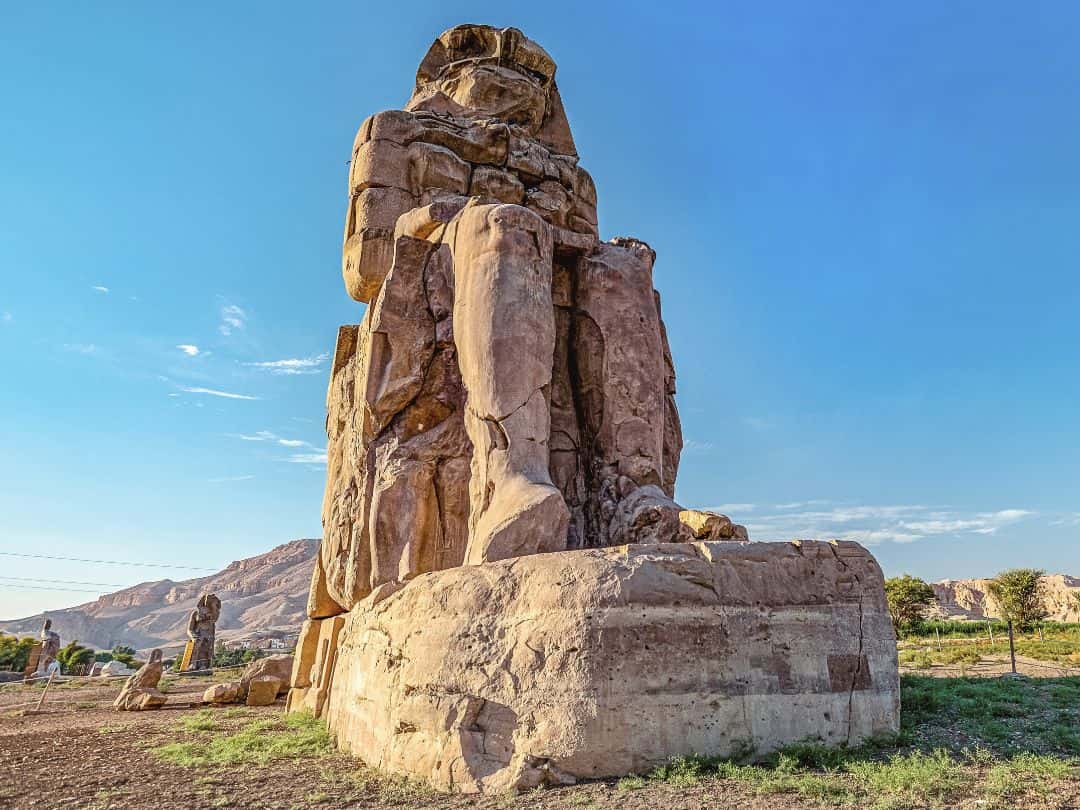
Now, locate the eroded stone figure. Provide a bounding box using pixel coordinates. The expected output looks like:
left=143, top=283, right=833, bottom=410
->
left=114, top=649, right=167, bottom=711
left=36, top=619, right=61, bottom=675
left=185, top=593, right=221, bottom=670
left=303, top=23, right=746, bottom=626
left=287, top=25, right=899, bottom=791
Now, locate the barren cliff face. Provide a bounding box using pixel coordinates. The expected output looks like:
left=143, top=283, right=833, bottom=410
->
left=931, top=574, right=1080, bottom=622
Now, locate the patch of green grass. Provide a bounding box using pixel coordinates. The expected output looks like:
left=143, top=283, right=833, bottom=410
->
left=846, top=749, right=972, bottom=807
left=984, top=752, right=1078, bottom=800
left=178, top=709, right=219, bottom=733
left=615, top=775, right=646, bottom=791
left=153, top=710, right=332, bottom=767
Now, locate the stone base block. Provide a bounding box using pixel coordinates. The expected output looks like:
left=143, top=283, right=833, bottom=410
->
left=313, top=541, right=899, bottom=793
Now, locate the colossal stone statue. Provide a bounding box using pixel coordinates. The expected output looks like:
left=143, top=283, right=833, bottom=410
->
left=306, top=22, right=742, bottom=623
left=290, top=24, right=899, bottom=792
left=185, top=593, right=220, bottom=671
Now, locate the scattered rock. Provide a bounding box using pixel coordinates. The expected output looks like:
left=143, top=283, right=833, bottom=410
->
left=202, top=681, right=242, bottom=705
left=113, top=649, right=167, bottom=711
left=245, top=676, right=282, bottom=707
left=240, top=654, right=293, bottom=698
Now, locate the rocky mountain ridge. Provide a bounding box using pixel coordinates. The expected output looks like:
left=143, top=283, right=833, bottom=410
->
left=0, top=539, right=318, bottom=654
left=931, top=573, right=1080, bottom=622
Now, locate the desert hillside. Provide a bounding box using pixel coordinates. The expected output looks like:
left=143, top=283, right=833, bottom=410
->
left=0, top=539, right=317, bottom=655
left=931, top=573, right=1080, bottom=622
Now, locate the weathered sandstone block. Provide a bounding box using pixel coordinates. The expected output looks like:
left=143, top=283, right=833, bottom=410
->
left=322, top=541, right=898, bottom=792
left=113, top=649, right=167, bottom=711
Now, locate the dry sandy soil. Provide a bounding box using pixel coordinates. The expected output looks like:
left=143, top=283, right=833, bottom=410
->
left=2, top=671, right=1077, bottom=810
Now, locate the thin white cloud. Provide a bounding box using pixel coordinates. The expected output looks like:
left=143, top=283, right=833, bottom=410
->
left=62, top=343, right=100, bottom=355
left=682, top=439, right=716, bottom=454
left=2, top=312, right=11, bottom=323
left=740, top=504, right=1035, bottom=546
left=177, top=344, right=200, bottom=357
left=707, top=503, right=756, bottom=514
left=208, top=475, right=255, bottom=483
left=244, top=353, right=330, bottom=376
left=233, top=431, right=313, bottom=448
left=92, top=285, right=109, bottom=294
left=219, top=303, right=247, bottom=336
left=179, top=386, right=259, bottom=401
left=743, top=416, right=773, bottom=431
left=285, top=452, right=328, bottom=465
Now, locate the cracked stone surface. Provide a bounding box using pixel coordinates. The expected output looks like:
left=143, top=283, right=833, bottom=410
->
left=289, top=23, right=898, bottom=791
left=321, top=541, right=899, bottom=792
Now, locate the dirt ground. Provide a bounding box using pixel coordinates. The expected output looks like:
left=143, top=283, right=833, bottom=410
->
left=0, top=676, right=807, bottom=810
left=2, top=672, right=1077, bottom=810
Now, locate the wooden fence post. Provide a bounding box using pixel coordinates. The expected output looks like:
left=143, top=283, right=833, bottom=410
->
left=1007, top=621, right=1017, bottom=674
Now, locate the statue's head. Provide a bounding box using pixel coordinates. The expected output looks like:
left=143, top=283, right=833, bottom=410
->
left=197, top=593, right=222, bottom=622
left=149, top=649, right=163, bottom=664
left=43, top=618, right=51, bottom=631
left=409, top=24, right=576, bottom=156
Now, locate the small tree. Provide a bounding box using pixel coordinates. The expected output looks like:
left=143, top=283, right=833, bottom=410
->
left=0, top=634, right=37, bottom=672
left=56, top=640, right=95, bottom=673
left=884, top=575, right=937, bottom=636
left=1070, top=591, right=1080, bottom=622
left=987, top=568, right=1048, bottom=631
left=110, top=645, right=137, bottom=667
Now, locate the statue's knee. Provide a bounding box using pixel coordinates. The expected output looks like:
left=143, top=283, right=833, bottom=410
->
left=455, top=202, right=551, bottom=257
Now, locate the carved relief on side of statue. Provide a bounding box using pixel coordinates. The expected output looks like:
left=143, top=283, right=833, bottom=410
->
left=305, top=23, right=750, bottom=619
left=185, top=593, right=221, bottom=671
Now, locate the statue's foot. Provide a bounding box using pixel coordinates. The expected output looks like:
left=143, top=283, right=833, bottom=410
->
left=466, top=478, right=569, bottom=564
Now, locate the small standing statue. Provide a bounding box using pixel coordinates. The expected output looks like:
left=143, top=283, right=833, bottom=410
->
left=113, top=649, right=167, bottom=711
left=185, top=593, right=221, bottom=670
left=36, top=618, right=61, bottom=676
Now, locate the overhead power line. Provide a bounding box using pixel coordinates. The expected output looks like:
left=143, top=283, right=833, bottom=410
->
left=0, top=552, right=215, bottom=571
left=1, top=583, right=105, bottom=594
left=0, top=576, right=124, bottom=588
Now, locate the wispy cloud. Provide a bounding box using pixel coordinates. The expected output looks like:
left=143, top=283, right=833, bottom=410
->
left=63, top=343, right=100, bottom=355
left=2, top=312, right=11, bottom=323
left=285, top=452, right=328, bottom=465
left=219, top=303, right=247, bottom=336
left=740, top=504, right=1035, bottom=546
left=707, top=503, right=756, bottom=514
left=177, top=344, right=201, bottom=357
left=234, top=430, right=313, bottom=448
left=179, top=386, right=259, bottom=400
left=92, top=285, right=109, bottom=294
left=208, top=475, right=255, bottom=483
left=743, top=416, right=773, bottom=431
left=244, top=353, right=330, bottom=376
left=683, top=439, right=716, bottom=454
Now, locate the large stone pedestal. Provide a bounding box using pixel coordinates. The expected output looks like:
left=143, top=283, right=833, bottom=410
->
left=290, top=540, right=899, bottom=793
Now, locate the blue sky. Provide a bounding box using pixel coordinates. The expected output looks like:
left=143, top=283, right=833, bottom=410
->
left=2, top=2, right=1078, bottom=619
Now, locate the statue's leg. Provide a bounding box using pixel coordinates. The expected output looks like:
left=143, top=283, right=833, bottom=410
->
left=446, top=203, right=569, bottom=563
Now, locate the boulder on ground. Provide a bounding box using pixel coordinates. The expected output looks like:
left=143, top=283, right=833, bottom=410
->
left=113, top=649, right=167, bottom=711
left=246, top=676, right=282, bottom=706
left=240, top=654, right=293, bottom=698
left=203, top=681, right=242, bottom=704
